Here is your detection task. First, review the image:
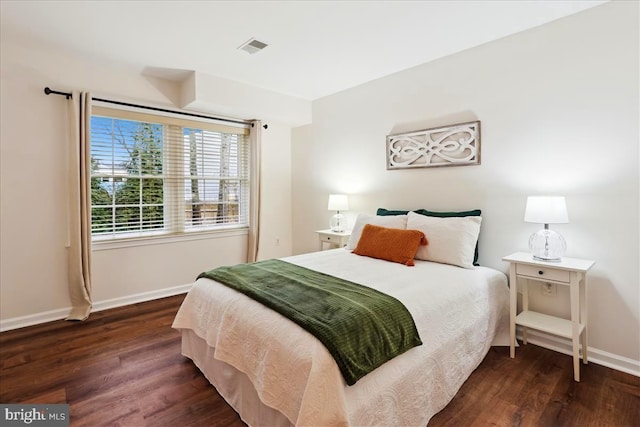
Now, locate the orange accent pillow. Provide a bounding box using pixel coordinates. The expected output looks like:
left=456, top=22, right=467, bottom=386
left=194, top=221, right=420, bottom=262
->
left=352, top=224, right=428, bottom=266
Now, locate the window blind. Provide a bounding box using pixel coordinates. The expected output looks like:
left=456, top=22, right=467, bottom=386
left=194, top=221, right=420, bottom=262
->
left=90, top=105, right=250, bottom=240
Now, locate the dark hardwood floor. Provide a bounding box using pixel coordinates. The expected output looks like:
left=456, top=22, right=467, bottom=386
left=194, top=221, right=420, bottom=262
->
left=1, top=294, right=638, bottom=426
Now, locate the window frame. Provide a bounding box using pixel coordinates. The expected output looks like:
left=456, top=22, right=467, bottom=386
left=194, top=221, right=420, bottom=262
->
left=89, top=102, right=251, bottom=248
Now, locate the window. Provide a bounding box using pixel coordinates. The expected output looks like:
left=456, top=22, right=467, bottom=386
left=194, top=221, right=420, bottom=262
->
left=90, top=105, right=250, bottom=241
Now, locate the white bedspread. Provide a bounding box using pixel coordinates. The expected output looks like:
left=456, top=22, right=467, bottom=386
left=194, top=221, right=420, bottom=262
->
left=172, top=249, right=509, bottom=426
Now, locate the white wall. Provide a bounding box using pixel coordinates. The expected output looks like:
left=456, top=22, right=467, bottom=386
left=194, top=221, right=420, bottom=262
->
left=292, top=2, right=639, bottom=368
left=0, top=39, right=294, bottom=326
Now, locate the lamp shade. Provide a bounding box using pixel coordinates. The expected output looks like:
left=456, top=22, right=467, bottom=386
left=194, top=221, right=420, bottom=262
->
left=524, top=196, right=568, bottom=224
left=328, top=194, right=349, bottom=211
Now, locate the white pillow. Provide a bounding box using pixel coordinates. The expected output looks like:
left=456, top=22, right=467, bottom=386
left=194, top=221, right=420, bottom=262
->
left=406, top=211, right=481, bottom=269
left=346, top=213, right=408, bottom=250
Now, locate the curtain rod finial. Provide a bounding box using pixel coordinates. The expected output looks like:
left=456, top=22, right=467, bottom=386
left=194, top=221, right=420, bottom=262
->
left=44, top=86, right=72, bottom=99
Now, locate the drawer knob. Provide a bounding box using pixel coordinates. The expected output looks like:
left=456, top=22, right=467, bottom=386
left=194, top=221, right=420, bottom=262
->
left=538, top=270, right=544, bottom=275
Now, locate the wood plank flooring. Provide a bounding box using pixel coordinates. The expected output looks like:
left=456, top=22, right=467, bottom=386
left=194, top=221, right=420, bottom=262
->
left=1, top=294, right=638, bottom=426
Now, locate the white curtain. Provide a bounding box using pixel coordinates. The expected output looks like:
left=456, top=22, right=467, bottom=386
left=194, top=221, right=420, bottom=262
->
left=247, top=120, right=262, bottom=263
left=66, top=92, right=93, bottom=320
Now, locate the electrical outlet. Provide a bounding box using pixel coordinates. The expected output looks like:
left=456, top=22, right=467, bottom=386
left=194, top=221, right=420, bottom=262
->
left=541, top=282, right=557, bottom=297
left=275, top=237, right=280, bottom=246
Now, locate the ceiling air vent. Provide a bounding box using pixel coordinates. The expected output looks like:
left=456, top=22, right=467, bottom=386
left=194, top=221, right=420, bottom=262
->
left=238, top=38, right=268, bottom=54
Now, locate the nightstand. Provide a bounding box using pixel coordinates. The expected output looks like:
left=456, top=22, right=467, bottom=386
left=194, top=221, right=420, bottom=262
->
left=503, top=251, right=595, bottom=382
left=316, top=229, right=351, bottom=251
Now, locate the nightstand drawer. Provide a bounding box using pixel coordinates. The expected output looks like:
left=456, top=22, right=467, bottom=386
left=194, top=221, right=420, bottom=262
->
left=318, top=234, right=333, bottom=242
left=316, top=229, right=351, bottom=250
left=516, top=264, right=571, bottom=283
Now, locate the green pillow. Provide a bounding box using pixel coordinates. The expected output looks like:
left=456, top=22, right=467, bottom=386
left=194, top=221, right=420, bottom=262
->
left=376, top=208, right=481, bottom=265
left=414, top=209, right=481, bottom=218
left=376, top=208, right=411, bottom=216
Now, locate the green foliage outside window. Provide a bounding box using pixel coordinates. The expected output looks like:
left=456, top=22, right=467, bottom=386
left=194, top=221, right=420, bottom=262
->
left=91, top=120, right=164, bottom=234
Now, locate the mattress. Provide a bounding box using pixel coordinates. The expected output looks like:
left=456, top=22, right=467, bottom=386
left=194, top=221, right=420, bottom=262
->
left=172, top=248, right=509, bottom=426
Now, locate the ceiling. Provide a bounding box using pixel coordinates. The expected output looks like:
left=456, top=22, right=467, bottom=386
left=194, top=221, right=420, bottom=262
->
left=1, top=0, right=606, bottom=101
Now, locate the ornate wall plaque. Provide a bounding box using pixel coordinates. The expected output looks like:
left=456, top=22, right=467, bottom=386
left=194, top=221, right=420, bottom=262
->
left=386, top=120, right=481, bottom=169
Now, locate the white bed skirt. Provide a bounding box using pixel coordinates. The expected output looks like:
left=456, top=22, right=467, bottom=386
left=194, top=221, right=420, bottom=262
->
left=181, top=323, right=511, bottom=427
left=181, top=328, right=292, bottom=427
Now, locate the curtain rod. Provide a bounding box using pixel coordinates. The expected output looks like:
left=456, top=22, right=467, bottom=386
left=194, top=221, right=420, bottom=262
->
left=43, top=87, right=267, bottom=129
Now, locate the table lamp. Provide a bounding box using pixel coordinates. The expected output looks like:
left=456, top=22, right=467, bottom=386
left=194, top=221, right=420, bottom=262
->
left=524, top=196, right=569, bottom=261
left=328, top=194, right=349, bottom=232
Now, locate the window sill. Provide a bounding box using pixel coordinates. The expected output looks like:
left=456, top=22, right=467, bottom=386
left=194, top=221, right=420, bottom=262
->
left=92, top=227, right=249, bottom=251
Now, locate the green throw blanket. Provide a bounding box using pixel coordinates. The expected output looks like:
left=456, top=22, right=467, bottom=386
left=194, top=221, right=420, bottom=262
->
left=197, top=259, right=422, bottom=385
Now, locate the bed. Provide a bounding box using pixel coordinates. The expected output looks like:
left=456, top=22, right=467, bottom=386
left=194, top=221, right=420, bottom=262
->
left=173, top=213, right=510, bottom=426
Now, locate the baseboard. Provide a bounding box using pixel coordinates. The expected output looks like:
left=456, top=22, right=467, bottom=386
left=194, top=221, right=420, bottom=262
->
left=516, top=327, right=640, bottom=377
left=0, top=284, right=192, bottom=332
left=91, top=284, right=192, bottom=313
left=0, top=307, right=71, bottom=333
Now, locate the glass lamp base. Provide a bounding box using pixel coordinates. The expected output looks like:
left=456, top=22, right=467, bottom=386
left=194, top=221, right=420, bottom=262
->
left=330, top=213, right=346, bottom=232
left=529, top=229, right=566, bottom=261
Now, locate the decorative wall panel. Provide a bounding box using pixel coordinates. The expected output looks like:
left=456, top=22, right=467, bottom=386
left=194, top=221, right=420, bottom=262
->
left=386, top=121, right=481, bottom=169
